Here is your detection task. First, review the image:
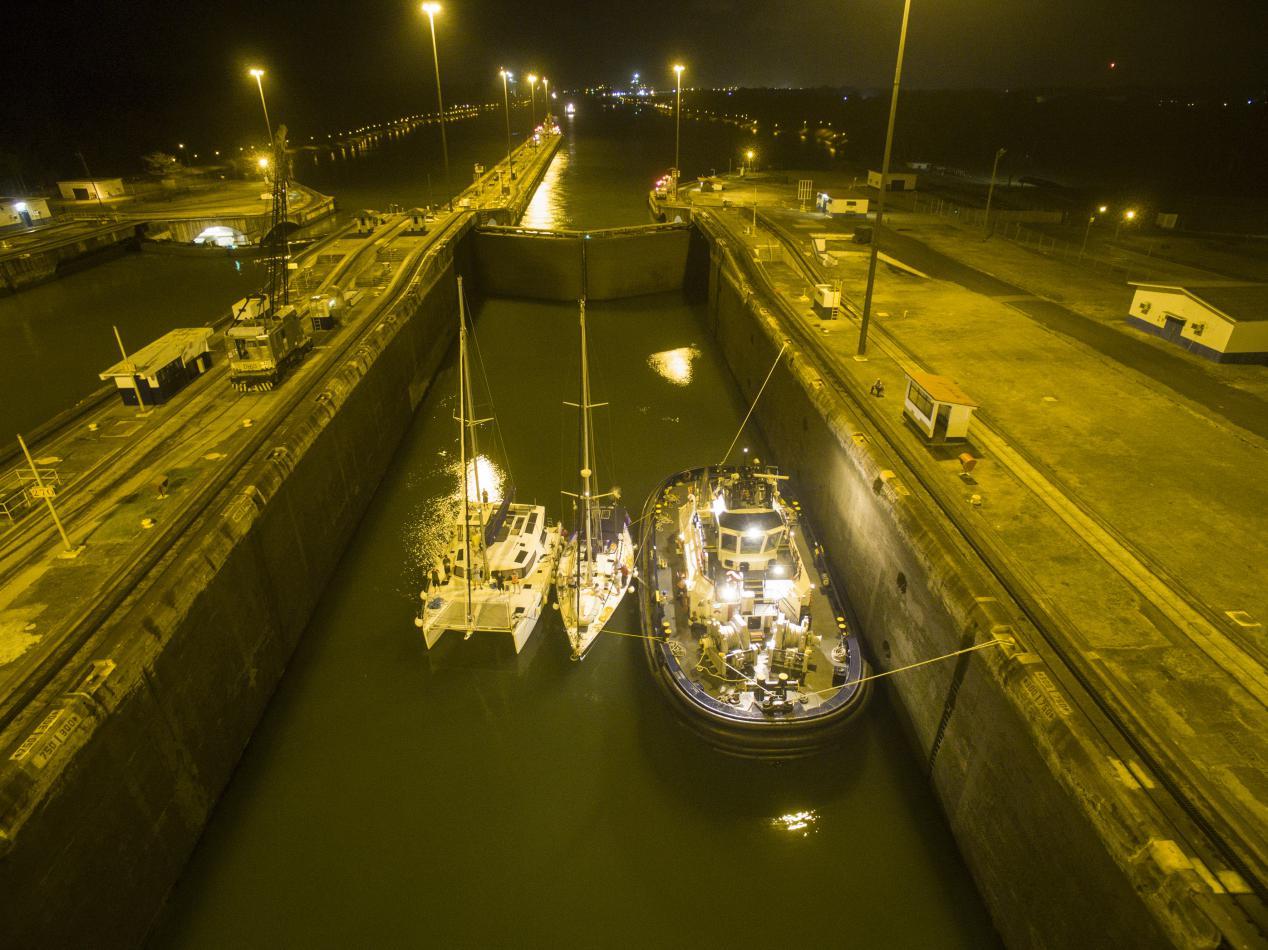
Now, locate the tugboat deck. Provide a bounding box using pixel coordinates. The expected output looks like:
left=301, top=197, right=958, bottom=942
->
left=651, top=495, right=852, bottom=717
left=639, top=465, right=868, bottom=756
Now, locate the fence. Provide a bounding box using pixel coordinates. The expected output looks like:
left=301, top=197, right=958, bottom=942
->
left=0, top=467, right=62, bottom=523
left=910, top=195, right=1137, bottom=279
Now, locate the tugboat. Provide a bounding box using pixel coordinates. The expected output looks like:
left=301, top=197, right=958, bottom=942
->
left=556, top=298, right=635, bottom=660
left=639, top=462, right=868, bottom=757
left=416, top=276, right=561, bottom=653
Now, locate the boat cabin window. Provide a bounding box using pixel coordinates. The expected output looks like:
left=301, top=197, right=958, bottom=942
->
left=452, top=566, right=465, bottom=578
left=514, top=549, right=529, bottom=564
left=526, top=512, right=540, bottom=535
left=722, top=534, right=740, bottom=552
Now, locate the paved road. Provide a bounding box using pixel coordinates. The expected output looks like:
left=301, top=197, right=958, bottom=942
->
left=876, top=225, right=1268, bottom=442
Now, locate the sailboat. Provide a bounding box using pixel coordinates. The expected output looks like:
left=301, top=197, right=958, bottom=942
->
left=415, top=276, right=561, bottom=653
left=556, top=298, right=635, bottom=660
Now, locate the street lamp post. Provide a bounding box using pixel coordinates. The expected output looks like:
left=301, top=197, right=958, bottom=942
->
left=248, top=68, right=273, bottom=142
left=420, top=3, right=451, bottom=208
left=857, top=0, right=913, bottom=357
left=745, top=150, right=758, bottom=231
left=673, top=64, right=685, bottom=196
left=500, top=69, right=515, bottom=193
left=983, top=146, right=1006, bottom=235
left=1115, top=208, right=1137, bottom=241
left=542, top=77, right=550, bottom=114
left=1080, top=204, right=1108, bottom=260
left=527, top=73, right=538, bottom=135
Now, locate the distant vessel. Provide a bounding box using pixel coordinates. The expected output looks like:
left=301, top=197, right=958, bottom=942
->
left=639, top=462, right=868, bottom=756
left=556, top=298, right=635, bottom=660
left=416, top=276, right=560, bottom=653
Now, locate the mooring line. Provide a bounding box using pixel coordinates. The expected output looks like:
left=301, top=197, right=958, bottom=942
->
left=805, top=638, right=1010, bottom=697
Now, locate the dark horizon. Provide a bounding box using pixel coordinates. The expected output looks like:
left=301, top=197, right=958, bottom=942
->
left=3, top=0, right=1267, bottom=186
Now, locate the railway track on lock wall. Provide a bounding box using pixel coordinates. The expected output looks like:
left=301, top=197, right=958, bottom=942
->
left=0, top=210, right=466, bottom=739
left=696, top=208, right=1268, bottom=941
left=0, top=220, right=380, bottom=576
left=0, top=131, right=555, bottom=517
left=0, top=220, right=360, bottom=477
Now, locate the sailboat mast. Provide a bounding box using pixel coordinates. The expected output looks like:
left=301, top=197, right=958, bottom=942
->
left=579, top=298, right=596, bottom=587
left=457, top=277, right=473, bottom=627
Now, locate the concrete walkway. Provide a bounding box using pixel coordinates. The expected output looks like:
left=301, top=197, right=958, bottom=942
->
left=685, top=177, right=1268, bottom=906
left=871, top=224, right=1268, bottom=436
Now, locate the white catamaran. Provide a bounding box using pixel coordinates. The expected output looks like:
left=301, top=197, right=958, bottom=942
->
left=556, top=298, right=635, bottom=660
left=416, top=276, right=561, bottom=653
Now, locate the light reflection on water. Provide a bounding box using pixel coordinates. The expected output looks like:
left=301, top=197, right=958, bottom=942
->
left=520, top=148, right=571, bottom=230
left=647, top=345, right=700, bottom=386
left=771, top=808, right=820, bottom=837
left=403, top=386, right=507, bottom=583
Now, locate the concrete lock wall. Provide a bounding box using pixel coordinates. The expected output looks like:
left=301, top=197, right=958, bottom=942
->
left=0, top=234, right=469, bottom=948
left=701, top=245, right=1216, bottom=948
left=470, top=225, right=693, bottom=301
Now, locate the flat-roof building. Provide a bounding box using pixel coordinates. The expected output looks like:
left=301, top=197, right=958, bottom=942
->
left=99, top=328, right=214, bottom=406
left=0, top=197, right=51, bottom=228
left=867, top=170, right=918, bottom=192
left=1127, top=282, right=1268, bottom=364
left=57, top=178, right=127, bottom=202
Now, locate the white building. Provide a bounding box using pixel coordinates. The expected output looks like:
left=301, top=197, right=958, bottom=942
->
left=867, top=170, right=918, bottom=191
left=0, top=197, right=51, bottom=228
left=816, top=192, right=870, bottom=216
left=1127, top=282, right=1268, bottom=364
left=903, top=370, right=978, bottom=443
left=57, top=178, right=127, bottom=202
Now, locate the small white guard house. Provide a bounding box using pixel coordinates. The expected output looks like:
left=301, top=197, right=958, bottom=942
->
left=99, top=328, right=214, bottom=406
left=903, top=370, right=978, bottom=443
left=1127, top=282, right=1268, bottom=364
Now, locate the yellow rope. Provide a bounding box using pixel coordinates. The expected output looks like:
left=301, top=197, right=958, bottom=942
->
left=806, top=638, right=1010, bottom=697
left=599, top=627, right=665, bottom=642
left=600, top=628, right=1011, bottom=703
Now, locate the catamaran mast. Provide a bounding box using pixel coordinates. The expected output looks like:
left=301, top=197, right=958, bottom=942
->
left=460, top=284, right=489, bottom=587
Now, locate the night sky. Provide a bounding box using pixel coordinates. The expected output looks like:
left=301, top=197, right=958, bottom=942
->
left=4, top=0, right=1267, bottom=176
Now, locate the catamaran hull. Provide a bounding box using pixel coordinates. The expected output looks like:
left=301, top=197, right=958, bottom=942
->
left=420, top=605, right=543, bottom=654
